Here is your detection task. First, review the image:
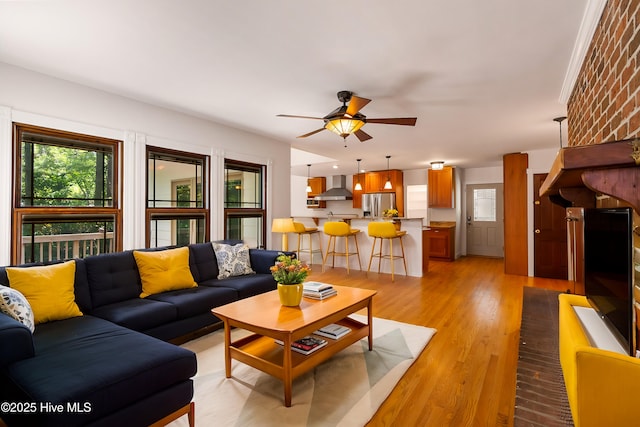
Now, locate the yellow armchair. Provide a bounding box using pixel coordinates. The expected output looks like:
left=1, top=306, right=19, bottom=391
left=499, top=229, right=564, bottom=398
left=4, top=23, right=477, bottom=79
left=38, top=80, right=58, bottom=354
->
left=559, top=293, right=640, bottom=427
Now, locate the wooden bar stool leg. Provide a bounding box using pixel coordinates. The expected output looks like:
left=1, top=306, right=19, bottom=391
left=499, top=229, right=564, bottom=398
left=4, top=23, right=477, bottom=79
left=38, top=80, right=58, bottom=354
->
left=345, top=235, right=350, bottom=274
left=390, top=238, right=395, bottom=282
left=331, top=235, right=337, bottom=268
left=400, top=236, right=408, bottom=276
left=367, top=236, right=377, bottom=273
left=377, top=238, right=383, bottom=274
left=296, top=234, right=302, bottom=260
left=354, top=234, right=362, bottom=271
left=317, top=232, right=323, bottom=266
left=322, top=235, right=332, bottom=272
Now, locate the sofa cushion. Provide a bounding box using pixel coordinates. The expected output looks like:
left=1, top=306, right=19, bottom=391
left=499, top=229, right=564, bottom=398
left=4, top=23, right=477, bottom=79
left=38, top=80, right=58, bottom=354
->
left=83, top=251, right=142, bottom=308
left=188, top=242, right=219, bottom=282
left=212, top=242, right=255, bottom=279
left=147, top=285, right=238, bottom=319
left=199, top=273, right=276, bottom=299
left=4, top=316, right=196, bottom=427
left=133, top=247, right=198, bottom=298
left=90, top=298, right=177, bottom=332
left=6, top=260, right=83, bottom=325
left=0, top=285, right=35, bottom=333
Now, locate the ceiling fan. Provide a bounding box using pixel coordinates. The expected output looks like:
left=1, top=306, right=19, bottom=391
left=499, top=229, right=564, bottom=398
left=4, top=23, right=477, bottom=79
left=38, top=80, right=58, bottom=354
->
left=277, top=90, right=417, bottom=142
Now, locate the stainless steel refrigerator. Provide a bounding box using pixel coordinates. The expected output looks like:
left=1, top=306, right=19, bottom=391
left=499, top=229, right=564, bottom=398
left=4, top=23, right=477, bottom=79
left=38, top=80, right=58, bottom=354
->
left=362, top=192, right=396, bottom=217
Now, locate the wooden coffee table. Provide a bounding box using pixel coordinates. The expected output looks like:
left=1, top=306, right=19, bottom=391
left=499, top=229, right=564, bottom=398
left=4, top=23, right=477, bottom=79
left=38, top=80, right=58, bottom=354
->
left=211, top=285, right=376, bottom=407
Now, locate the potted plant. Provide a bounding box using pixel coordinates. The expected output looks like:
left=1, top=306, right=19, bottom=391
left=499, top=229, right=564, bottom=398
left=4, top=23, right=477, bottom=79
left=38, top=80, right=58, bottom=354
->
left=270, top=253, right=311, bottom=306
left=382, top=208, right=399, bottom=218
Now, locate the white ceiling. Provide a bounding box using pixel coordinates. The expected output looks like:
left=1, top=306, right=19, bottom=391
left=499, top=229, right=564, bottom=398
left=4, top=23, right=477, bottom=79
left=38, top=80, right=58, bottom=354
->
left=0, top=0, right=588, bottom=177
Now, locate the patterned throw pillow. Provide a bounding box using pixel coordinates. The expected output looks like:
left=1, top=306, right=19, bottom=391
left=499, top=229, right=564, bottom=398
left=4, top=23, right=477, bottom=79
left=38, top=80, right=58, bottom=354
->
left=212, top=243, right=256, bottom=279
left=0, top=285, right=35, bottom=333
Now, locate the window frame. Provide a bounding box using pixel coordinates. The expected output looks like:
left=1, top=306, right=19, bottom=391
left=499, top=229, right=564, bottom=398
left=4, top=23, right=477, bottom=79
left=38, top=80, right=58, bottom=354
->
left=145, top=146, right=210, bottom=248
left=11, top=123, right=123, bottom=264
left=223, top=159, right=267, bottom=248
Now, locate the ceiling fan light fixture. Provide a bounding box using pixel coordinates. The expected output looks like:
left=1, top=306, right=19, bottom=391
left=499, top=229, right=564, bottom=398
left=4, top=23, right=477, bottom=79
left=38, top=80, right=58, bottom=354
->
left=430, top=161, right=445, bottom=170
left=325, top=118, right=365, bottom=138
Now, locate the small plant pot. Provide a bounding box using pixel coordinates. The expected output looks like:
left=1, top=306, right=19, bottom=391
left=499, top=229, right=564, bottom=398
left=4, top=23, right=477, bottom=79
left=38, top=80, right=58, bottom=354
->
left=278, top=283, right=304, bottom=306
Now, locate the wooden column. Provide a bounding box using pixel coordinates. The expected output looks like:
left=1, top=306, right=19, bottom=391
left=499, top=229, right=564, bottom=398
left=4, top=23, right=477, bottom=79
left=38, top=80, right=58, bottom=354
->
left=503, top=153, right=529, bottom=275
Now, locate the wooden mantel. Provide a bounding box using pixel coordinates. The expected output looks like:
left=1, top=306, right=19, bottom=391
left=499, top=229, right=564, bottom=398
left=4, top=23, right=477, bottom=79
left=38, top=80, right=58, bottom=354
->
left=539, top=138, right=640, bottom=214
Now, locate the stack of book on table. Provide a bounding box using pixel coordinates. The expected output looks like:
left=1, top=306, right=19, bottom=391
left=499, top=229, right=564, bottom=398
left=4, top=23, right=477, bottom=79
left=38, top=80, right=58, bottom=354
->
left=303, top=281, right=337, bottom=300
left=275, top=336, right=327, bottom=355
left=313, top=323, right=351, bottom=340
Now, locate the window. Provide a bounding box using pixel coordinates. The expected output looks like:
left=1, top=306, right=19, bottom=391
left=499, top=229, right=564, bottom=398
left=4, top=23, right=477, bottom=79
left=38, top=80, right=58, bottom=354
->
left=224, top=160, right=266, bottom=248
left=13, top=123, right=121, bottom=263
left=147, top=147, right=209, bottom=247
left=473, top=188, right=497, bottom=221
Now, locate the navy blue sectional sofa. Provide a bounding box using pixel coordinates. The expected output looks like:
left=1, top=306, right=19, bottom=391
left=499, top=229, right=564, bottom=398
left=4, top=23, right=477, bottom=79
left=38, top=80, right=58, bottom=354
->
left=0, top=242, right=285, bottom=427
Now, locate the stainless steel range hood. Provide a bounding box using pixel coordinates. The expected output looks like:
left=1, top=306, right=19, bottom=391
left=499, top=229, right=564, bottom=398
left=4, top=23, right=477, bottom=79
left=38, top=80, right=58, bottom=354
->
left=314, top=175, right=353, bottom=201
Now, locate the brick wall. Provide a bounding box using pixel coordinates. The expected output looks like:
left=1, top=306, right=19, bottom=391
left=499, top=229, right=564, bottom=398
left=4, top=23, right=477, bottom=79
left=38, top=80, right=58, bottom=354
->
left=568, top=0, right=640, bottom=146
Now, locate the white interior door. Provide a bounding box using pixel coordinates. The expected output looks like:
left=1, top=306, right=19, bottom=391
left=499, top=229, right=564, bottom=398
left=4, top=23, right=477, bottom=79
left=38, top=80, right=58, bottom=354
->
left=466, top=184, right=504, bottom=257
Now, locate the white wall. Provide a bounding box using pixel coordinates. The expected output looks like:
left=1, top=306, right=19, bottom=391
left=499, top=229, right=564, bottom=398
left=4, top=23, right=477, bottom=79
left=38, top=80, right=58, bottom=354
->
left=0, top=62, right=292, bottom=264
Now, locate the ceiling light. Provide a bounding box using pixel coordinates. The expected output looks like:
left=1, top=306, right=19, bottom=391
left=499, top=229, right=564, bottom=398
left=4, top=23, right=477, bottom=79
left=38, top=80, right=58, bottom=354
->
left=430, top=161, right=445, bottom=171
left=325, top=118, right=365, bottom=139
left=306, top=164, right=312, bottom=193
left=384, top=155, right=392, bottom=190
left=354, top=159, right=363, bottom=191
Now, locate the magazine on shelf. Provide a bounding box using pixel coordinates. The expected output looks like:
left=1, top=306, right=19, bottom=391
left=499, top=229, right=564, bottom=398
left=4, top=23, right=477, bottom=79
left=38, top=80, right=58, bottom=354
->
left=313, top=323, right=350, bottom=339
left=274, top=336, right=328, bottom=355
left=303, top=281, right=334, bottom=292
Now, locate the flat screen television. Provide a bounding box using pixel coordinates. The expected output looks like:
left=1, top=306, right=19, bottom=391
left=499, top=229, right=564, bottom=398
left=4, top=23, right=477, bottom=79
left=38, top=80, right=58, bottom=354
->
left=584, top=207, right=634, bottom=356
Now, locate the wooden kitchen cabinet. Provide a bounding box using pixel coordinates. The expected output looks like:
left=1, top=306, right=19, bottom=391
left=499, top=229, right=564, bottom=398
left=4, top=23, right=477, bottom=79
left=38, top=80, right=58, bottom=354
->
left=424, top=225, right=455, bottom=261
left=365, top=170, right=403, bottom=193
left=428, top=166, right=455, bottom=208
left=353, top=170, right=404, bottom=216
left=306, top=177, right=326, bottom=209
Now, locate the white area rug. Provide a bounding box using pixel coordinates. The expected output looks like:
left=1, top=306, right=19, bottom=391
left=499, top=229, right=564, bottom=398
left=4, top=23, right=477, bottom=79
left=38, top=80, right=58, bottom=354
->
left=168, top=315, right=436, bottom=427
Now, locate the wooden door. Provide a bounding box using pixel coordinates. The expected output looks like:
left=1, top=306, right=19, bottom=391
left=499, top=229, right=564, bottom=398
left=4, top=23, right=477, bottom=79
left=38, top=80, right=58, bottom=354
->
left=533, top=173, right=568, bottom=279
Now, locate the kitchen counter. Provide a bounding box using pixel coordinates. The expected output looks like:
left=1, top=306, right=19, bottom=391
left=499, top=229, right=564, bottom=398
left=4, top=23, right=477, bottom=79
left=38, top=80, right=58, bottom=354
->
left=291, top=217, right=425, bottom=277
left=425, top=221, right=456, bottom=229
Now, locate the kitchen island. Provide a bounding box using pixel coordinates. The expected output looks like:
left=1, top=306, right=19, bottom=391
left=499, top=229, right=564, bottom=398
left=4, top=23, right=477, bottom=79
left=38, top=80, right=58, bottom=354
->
left=292, top=216, right=425, bottom=277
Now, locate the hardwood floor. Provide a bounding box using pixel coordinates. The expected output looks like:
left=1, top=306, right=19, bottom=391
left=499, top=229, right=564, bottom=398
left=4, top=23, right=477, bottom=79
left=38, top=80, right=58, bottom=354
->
left=306, top=256, right=570, bottom=427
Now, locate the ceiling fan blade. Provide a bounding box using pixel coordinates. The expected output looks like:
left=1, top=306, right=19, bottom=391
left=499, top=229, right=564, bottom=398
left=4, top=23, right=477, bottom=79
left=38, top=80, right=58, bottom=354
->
left=346, top=96, right=371, bottom=117
left=277, top=114, right=325, bottom=120
left=366, top=117, right=417, bottom=126
left=354, top=129, right=373, bottom=142
left=297, top=128, right=326, bottom=138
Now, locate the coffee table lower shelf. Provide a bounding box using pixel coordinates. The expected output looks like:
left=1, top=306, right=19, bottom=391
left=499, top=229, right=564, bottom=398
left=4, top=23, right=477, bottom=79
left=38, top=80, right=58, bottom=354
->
left=229, top=317, right=369, bottom=382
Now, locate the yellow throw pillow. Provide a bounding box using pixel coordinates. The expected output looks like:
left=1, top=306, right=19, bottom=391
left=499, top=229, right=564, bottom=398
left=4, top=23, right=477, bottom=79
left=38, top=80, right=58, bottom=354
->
left=6, top=260, right=82, bottom=325
left=133, top=247, right=197, bottom=298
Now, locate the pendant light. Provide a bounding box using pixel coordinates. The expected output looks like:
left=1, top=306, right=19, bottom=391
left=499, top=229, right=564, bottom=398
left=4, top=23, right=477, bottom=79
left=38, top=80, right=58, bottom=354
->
left=553, top=116, right=567, bottom=149
left=383, top=155, right=392, bottom=190
left=354, top=159, right=363, bottom=191
left=305, top=164, right=312, bottom=193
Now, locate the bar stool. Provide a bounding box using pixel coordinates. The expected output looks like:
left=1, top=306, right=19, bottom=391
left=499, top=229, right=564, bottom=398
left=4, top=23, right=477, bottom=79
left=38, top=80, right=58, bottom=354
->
left=322, top=221, right=362, bottom=273
left=292, top=221, right=323, bottom=265
left=367, top=221, right=407, bottom=281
